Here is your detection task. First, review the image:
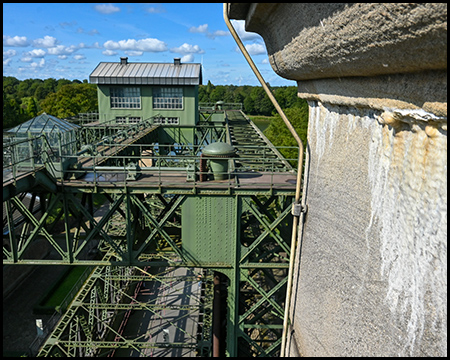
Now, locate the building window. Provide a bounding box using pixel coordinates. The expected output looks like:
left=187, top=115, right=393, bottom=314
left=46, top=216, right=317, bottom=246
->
left=154, top=117, right=180, bottom=125
left=153, top=87, right=183, bottom=109
left=115, top=116, right=141, bottom=124
left=128, top=117, right=141, bottom=124
left=110, top=87, right=141, bottom=109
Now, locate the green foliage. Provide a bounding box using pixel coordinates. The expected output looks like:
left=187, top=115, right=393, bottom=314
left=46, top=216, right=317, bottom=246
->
left=3, top=76, right=97, bottom=129
left=263, top=100, right=309, bottom=167
left=198, top=82, right=302, bottom=117
left=39, top=83, right=98, bottom=118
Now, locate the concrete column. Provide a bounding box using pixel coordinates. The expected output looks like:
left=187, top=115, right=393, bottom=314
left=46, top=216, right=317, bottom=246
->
left=228, top=3, right=447, bottom=357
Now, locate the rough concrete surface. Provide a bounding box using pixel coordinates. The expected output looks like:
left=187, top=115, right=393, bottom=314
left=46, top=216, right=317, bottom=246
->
left=287, top=102, right=447, bottom=357
left=233, top=3, right=447, bottom=80
left=296, top=70, right=447, bottom=117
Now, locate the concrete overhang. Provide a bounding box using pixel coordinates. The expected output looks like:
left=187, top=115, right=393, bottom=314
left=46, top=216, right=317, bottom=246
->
left=227, top=3, right=447, bottom=80
left=227, top=3, right=447, bottom=117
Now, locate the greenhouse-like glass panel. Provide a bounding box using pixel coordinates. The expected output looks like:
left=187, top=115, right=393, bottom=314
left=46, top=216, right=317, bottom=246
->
left=6, top=113, right=80, bottom=178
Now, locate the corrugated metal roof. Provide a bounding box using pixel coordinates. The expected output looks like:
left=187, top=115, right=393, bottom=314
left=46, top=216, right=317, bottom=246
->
left=89, top=60, right=202, bottom=86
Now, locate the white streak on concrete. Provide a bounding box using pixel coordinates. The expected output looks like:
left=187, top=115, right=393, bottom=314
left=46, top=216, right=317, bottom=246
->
left=310, top=101, right=341, bottom=170
left=367, top=111, right=447, bottom=355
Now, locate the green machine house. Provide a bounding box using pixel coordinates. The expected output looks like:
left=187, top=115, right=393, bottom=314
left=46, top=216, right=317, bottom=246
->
left=89, top=57, right=202, bottom=136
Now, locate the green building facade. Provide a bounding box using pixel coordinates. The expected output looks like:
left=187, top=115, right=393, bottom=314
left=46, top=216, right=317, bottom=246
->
left=90, top=57, right=202, bottom=129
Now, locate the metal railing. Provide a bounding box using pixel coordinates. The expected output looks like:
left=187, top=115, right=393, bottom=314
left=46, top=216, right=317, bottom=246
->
left=62, top=143, right=299, bottom=191
left=3, top=134, right=60, bottom=184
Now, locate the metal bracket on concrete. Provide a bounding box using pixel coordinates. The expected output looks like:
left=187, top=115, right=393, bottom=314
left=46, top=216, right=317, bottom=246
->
left=291, top=203, right=302, bottom=217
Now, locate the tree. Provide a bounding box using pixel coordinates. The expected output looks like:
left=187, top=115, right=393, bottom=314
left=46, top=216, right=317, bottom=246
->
left=250, top=87, right=274, bottom=115
left=43, top=78, right=58, bottom=94
left=3, top=76, right=19, bottom=97
left=40, top=83, right=98, bottom=118
left=3, top=97, right=28, bottom=129
left=264, top=101, right=309, bottom=166
left=243, top=95, right=255, bottom=114
left=209, top=86, right=226, bottom=103
left=56, top=78, right=72, bottom=92
left=26, top=97, right=39, bottom=118
left=34, top=84, right=49, bottom=101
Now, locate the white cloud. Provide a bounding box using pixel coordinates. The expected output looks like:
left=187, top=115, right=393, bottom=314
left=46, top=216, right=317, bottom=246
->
left=212, top=30, right=229, bottom=37
left=189, top=24, right=209, bottom=34
left=181, top=54, right=194, bottom=63
left=125, top=50, right=143, bottom=56
left=231, top=20, right=261, bottom=41
left=26, top=49, right=46, bottom=58
left=33, top=35, right=59, bottom=48
left=59, top=21, right=77, bottom=28
left=188, top=24, right=229, bottom=40
left=30, top=58, right=45, bottom=69
left=47, top=45, right=77, bottom=56
left=104, top=38, right=167, bottom=52
left=145, top=4, right=166, bottom=14
left=244, top=43, right=266, bottom=56
left=82, top=42, right=101, bottom=49
left=3, top=49, right=17, bottom=58
left=102, top=49, right=117, bottom=56
left=94, top=3, right=120, bottom=14
left=3, top=49, right=16, bottom=66
left=3, top=35, right=29, bottom=47
left=170, top=43, right=204, bottom=55
left=77, top=27, right=100, bottom=36
left=73, top=54, right=85, bottom=60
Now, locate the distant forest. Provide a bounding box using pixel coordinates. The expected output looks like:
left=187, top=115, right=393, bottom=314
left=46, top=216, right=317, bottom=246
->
left=3, top=76, right=98, bottom=129
left=3, top=76, right=306, bottom=127
left=3, top=76, right=308, bottom=162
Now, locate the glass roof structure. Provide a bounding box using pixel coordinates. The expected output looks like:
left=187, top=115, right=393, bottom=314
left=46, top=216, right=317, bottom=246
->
left=7, top=113, right=80, bottom=136
left=7, top=113, right=80, bottom=168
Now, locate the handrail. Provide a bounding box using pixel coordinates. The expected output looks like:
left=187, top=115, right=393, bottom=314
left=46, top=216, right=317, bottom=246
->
left=62, top=144, right=299, bottom=191
left=3, top=134, right=60, bottom=184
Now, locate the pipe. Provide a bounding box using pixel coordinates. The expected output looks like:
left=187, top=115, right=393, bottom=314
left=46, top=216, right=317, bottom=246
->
left=223, top=4, right=304, bottom=356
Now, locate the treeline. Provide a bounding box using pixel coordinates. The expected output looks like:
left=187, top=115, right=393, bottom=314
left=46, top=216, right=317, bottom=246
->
left=3, top=76, right=98, bottom=129
left=199, top=80, right=305, bottom=116
left=3, top=76, right=306, bottom=129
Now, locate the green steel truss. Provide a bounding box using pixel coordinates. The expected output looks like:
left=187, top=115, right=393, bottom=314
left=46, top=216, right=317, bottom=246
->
left=35, top=263, right=214, bottom=357
left=4, top=110, right=299, bottom=357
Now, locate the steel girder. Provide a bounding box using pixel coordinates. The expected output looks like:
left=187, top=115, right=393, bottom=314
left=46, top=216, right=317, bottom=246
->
left=219, top=194, right=293, bottom=357
left=36, top=264, right=214, bottom=357
left=4, top=110, right=298, bottom=357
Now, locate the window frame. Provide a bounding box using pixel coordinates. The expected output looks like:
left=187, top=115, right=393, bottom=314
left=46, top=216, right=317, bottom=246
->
left=154, top=117, right=180, bottom=126
left=110, top=87, right=141, bottom=109
left=152, top=87, right=183, bottom=110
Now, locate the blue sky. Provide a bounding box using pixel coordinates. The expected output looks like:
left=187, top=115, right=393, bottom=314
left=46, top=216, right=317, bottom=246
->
left=3, top=3, right=295, bottom=86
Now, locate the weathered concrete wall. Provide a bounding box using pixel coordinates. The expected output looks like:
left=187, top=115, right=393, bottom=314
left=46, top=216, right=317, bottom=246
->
left=289, top=103, right=447, bottom=356
left=228, top=3, right=447, bottom=357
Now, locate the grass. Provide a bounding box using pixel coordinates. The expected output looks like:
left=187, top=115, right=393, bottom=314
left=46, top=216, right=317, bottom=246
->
left=249, top=116, right=276, bottom=133
left=40, top=266, right=89, bottom=308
